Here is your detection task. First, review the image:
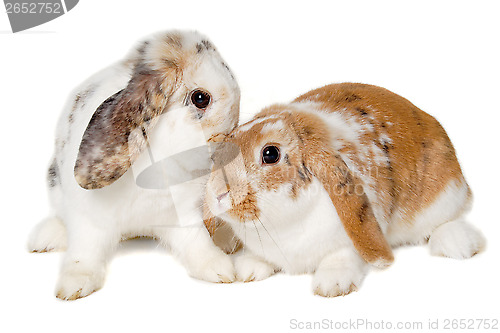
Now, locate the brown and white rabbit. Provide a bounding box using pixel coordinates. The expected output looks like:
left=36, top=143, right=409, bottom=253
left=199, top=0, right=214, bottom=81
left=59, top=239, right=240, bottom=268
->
left=205, top=83, right=485, bottom=297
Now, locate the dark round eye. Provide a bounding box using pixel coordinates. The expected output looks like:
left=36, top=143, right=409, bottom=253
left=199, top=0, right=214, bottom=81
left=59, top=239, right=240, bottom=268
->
left=191, top=90, right=211, bottom=109
left=262, top=145, right=281, bottom=165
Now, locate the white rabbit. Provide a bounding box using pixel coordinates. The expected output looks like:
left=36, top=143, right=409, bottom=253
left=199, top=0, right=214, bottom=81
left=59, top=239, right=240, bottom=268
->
left=205, top=83, right=485, bottom=297
left=28, top=30, right=241, bottom=300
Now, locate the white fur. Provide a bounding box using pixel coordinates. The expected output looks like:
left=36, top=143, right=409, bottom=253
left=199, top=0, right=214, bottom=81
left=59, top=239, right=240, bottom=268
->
left=28, top=217, right=67, bottom=252
left=30, top=31, right=240, bottom=300
left=235, top=114, right=281, bottom=133
left=386, top=179, right=474, bottom=246
left=260, top=120, right=286, bottom=134
left=221, top=177, right=370, bottom=296
left=219, top=178, right=347, bottom=274
left=244, top=178, right=351, bottom=275
left=429, top=219, right=485, bottom=259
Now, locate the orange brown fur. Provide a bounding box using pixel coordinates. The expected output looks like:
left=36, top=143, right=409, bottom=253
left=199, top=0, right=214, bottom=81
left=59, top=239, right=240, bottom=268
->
left=294, top=83, right=469, bottom=224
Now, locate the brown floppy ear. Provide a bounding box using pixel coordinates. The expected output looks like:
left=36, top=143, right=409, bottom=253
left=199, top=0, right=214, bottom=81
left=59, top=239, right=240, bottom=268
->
left=74, top=64, right=179, bottom=189
left=291, top=112, right=394, bottom=267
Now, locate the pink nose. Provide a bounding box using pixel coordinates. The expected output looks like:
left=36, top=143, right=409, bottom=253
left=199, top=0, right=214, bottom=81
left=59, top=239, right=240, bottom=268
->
left=217, top=191, right=229, bottom=202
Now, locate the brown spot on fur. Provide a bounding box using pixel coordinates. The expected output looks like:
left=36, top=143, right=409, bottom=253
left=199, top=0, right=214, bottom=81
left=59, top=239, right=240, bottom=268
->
left=337, top=166, right=354, bottom=188
left=356, top=107, right=368, bottom=116
left=47, top=158, right=59, bottom=188
left=220, top=61, right=235, bottom=80
left=358, top=199, right=370, bottom=224
left=137, top=41, right=150, bottom=55
left=196, top=40, right=216, bottom=53
left=284, top=154, right=291, bottom=165
left=70, top=84, right=96, bottom=124
left=202, top=40, right=214, bottom=51
left=345, top=93, right=362, bottom=102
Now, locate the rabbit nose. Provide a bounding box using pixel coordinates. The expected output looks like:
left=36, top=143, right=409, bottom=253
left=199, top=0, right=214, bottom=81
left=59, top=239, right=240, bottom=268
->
left=217, top=191, right=229, bottom=202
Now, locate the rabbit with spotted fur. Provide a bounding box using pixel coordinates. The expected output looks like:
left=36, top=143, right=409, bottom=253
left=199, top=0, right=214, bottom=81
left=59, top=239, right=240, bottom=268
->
left=28, top=30, right=240, bottom=300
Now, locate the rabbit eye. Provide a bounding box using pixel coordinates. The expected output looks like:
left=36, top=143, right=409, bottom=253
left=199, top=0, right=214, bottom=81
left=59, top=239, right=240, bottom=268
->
left=190, top=90, right=211, bottom=110
left=261, top=145, right=281, bottom=165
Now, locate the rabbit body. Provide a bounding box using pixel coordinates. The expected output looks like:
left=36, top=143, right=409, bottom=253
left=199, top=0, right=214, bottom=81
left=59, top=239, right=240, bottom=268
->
left=29, top=31, right=240, bottom=300
left=206, top=83, right=485, bottom=296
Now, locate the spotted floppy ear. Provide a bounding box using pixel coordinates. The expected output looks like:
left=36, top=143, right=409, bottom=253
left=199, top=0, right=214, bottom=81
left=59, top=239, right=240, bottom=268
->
left=291, top=112, right=394, bottom=267
left=74, top=64, right=179, bottom=190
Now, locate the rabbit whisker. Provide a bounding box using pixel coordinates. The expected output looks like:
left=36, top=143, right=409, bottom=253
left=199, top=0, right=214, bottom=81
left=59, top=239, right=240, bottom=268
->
left=250, top=218, right=265, bottom=257
left=249, top=203, right=291, bottom=267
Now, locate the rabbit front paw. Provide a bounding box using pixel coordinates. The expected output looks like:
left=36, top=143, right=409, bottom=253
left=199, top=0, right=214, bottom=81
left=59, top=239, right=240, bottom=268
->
left=312, top=267, right=363, bottom=297
left=187, top=251, right=236, bottom=283
left=312, top=249, right=367, bottom=297
left=234, top=253, right=277, bottom=282
left=55, top=262, right=105, bottom=300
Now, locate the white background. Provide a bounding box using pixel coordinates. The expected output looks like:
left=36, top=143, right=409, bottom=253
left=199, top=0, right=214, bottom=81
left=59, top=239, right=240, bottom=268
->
left=1, top=1, right=499, bottom=332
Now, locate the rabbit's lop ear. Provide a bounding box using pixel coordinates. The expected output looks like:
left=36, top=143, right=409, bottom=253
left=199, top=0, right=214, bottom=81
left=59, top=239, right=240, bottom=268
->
left=291, top=112, right=394, bottom=267
left=75, top=36, right=182, bottom=190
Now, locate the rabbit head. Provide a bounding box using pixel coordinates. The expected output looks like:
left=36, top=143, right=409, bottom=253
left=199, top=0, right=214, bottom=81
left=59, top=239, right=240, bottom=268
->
left=74, top=30, right=240, bottom=190
left=206, top=104, right=394, bottom=267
